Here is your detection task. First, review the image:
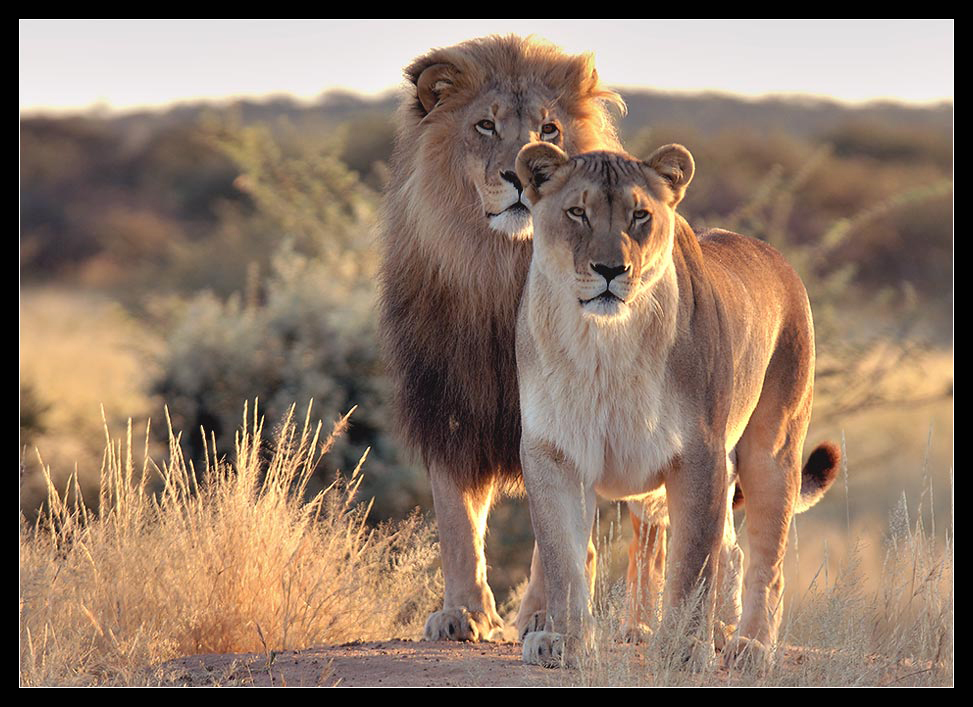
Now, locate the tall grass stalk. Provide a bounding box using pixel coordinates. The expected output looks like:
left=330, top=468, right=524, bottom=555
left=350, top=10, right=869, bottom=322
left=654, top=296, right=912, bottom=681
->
left=19, top=402, right=440, bottom=686
left=555, top=477, right=952, bottom=686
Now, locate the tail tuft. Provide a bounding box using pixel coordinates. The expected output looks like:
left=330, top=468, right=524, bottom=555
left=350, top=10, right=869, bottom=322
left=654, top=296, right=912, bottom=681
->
left=731, top=483, right=744, bottom=510
left=796, top=441, right=841, bottom=513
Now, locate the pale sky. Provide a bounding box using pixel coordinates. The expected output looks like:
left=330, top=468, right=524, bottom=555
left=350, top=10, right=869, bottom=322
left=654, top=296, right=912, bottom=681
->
left=19, top=19, right=954, bottom=115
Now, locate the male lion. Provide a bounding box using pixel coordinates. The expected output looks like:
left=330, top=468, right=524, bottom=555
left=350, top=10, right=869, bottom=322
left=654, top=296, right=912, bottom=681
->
left=377, top=35, right=627, bottom=641
left=513, top=142, right=840, bottom=667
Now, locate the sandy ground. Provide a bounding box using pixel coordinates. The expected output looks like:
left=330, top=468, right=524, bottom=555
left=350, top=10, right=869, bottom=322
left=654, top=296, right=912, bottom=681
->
left=154, top=639, right=554, bottom=687
left=152, top=639, right=947, bottom=687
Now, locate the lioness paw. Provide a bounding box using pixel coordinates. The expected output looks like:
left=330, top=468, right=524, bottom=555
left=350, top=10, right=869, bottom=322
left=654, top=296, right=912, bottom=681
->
left=721, top=635, right=772, bottom=671
left=423, top=607, right=502, bottom=642
left=522, top=630, right=570, bottom=668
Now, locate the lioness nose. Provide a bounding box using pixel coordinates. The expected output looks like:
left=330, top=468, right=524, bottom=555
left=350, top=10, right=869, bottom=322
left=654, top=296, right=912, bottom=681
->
left=500, top=170, right=523, bottom=193
left=591, top=263, right=631, bottom=283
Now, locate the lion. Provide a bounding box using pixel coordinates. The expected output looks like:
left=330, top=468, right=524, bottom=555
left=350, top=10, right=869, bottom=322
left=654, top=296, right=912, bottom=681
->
left=377, top=35, right=629, bottom=642
left=513, top=142, right=841, bottom=668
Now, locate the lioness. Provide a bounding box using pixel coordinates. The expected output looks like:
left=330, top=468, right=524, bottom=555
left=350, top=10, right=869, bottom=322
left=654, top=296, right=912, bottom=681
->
left=514, top=142, right=840, bottom=667
left=377, top=35, right=628, bottom=642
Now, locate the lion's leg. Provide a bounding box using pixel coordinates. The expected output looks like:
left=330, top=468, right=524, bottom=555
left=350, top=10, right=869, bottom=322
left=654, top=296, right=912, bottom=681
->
left=620, top=501, right=667, bottom=643
left=424, top=465, right=504, bottom=642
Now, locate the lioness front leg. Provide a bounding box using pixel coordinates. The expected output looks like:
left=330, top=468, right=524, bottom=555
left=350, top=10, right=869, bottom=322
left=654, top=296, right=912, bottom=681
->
left=662, top=447, right=729, bottom=668
left=424, top=466, right=504, bottom=642
left=517, top=536, right=599, bottom=641
left=520, top=438, right=596, bottom=668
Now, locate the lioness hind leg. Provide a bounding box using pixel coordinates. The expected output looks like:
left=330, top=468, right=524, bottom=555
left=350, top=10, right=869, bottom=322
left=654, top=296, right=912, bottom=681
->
left=620, top=502, right=667, bottom=643
left=728, top=420, right=805, bottom=665
left=714, top=479, right=744, bottom=651
left=425, top=467, right=504, bottom=641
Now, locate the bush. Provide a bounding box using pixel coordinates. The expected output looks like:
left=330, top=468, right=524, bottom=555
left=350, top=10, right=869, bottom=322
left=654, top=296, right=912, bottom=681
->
left=151, top=121, right=426, bottom=518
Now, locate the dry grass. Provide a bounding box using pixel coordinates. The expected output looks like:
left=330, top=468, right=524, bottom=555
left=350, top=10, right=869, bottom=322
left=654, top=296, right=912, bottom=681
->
left=19, top=289, right=952, bottom=685
left=19, top=403, right=441, bottom=686
left=20, top=288, right=160, bottom=516
left=544, top=470, right=953, bottom=686
left=19, top=396, right=953, bottom=686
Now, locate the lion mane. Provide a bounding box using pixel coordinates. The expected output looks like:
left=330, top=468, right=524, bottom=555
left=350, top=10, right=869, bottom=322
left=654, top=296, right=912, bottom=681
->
left=378, top=36, right=625, bottom=492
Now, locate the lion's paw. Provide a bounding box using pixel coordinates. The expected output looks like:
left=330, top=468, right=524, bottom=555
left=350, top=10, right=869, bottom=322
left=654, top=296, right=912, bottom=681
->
left=423, top=607, right=502, bottom=642
left=522, top=630, right=572, bottom=668
left=517, top=610, right=547, bottom=641
left=721, top=635, right=772, bottom=671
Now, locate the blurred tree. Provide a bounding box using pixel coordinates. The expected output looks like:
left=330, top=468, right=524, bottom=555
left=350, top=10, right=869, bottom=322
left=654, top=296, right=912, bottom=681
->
left=151, top=120, right=426, bottom=519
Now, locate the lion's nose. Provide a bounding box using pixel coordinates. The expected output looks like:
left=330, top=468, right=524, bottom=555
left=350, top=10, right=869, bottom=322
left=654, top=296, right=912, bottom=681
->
left=500, top=170, right=523, bottom=193
left=590, top=263, right=631, bottom=283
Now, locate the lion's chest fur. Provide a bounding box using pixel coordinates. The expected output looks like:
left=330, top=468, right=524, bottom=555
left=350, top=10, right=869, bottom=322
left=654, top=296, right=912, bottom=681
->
left=518, top=271, right=686, bottom=497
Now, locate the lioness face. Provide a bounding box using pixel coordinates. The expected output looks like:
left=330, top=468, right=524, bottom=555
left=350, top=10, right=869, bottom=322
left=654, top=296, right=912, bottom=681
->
left=516, top=143, right=695, bottom=319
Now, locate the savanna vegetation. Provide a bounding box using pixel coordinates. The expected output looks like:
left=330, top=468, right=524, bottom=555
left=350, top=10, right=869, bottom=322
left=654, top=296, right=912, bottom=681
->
left=20, top=88, right=952, bottom=685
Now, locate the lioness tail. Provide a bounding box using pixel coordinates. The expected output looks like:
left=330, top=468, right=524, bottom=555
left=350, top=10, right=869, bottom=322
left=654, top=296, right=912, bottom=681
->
left=794, top=441, right=842, bottom=513
left=730, top=441, right=841, bottom=513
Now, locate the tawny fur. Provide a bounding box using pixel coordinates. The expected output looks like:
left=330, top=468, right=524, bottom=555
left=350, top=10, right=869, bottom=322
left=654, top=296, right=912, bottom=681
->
left=377, top=36, right=626, bottom=642
left=379, top=35, right=624, bottom=491
left=515, top=143, right=840, bottom=667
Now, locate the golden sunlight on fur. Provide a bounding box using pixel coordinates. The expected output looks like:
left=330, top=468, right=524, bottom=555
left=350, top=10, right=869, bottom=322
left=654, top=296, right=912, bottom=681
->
left=377, top=35, right=628, bottom=643
left=514, top=143, right=840, bottom=669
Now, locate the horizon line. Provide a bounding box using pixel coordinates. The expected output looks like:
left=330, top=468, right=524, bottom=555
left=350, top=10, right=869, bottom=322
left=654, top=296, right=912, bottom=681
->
left=19, top=85, right=955, bottom=121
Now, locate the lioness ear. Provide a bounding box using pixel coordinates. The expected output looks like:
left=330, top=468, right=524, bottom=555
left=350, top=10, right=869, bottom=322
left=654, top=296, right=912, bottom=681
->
left=516, top=142, right=570, bottom=204
left=644, top=144, right=695, bottom=206
left=412, top=62, right=456, bottom=115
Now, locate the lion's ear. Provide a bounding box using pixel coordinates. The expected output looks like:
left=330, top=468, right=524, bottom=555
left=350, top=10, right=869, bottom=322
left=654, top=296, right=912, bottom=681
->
left=516, top=142, right=570, bottom=204
left=412, top=62, right=456, bottom=115
left=644, top=144, right=695, bottom=206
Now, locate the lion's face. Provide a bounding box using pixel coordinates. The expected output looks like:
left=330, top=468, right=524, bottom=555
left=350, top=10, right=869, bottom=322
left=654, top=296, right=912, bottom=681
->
left=454, top=85, right=571, bottom=239
left=403, top=38, right=624, bottom=243
left=516, top=143, right=695, bottom=319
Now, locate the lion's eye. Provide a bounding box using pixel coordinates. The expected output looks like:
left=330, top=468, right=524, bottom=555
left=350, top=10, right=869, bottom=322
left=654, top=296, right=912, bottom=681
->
left=475, top=119, right=497, bottom=136
left=540, top=123, right=560, bottom=141
left=633, top=209, right=651, bottom=225
left=567, top=206, right=587, bottom=222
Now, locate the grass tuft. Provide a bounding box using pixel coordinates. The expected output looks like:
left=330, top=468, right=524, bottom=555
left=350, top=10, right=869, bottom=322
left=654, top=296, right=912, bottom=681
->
left=19, top=402, right=441, bottom=686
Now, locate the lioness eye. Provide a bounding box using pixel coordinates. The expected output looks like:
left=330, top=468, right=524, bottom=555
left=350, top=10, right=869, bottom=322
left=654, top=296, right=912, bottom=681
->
left=633, top=209, right=651, bottom=224
left=567, top=206, right=586, bottom=221
left=475, top=119, right=496, bottom=135
left=540, top=123, right=560, bottom=141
